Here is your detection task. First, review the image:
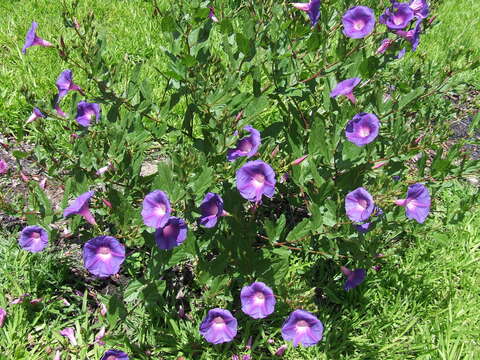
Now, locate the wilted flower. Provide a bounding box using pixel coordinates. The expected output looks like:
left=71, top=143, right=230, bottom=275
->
left=372, top=161, right=387, bottom=169
left=83, top=236, right=126, bottom=277
left=59, top=327, right=77, bottom=346
left=10, top=294, right=30, bottom=305
left=0, top=308, right=6, bottom=328
left=154, top=217, right=188, bottom=250
left=102, top=199, right=112, bottom=208
left=56, top=70, right=83, bottom=101
left=30, top=298, right=42, bottom=305
left=291, top=155, right=308, bottom=166
left=208, top=6, right=219, bottom=23
left=63, top=191, right=96, bottom=225
left=22, top=22, right=52, bottom=54
left=281, top=310, right=323, bottom=347
left=39, top=177, right=47, bottom=189
left=19, top=225, right=48, bottom=253
left=396, top=19, right=422, bottom=51
left=100, top=349, right=129, bottom=360
left=199, top=308, right=238, bottom=344
left=274, top=344, right=287, bottom=356
left=292, top=0, right=321, bottom=28
left=227, top=125, right=261, bottom=161
left=376, top=38, right=394, bottom=54
left=395, top=183, right=430, bottom=223
left=379, top=3, right=414, bottom=30
left=236, top=160, right=276, bottom=203
left=345, top=187, right=374, bottom=222
left=26, top=108, right=46, bottom=123
left=342, top=6, right=376, bottom=39
left=409, top=0, right=429, bottom=19
left=75, top=101, right=101, bottom=127
left=245, top=336, right=253, bottom=350
left=53, top=350, right=62, bottom=360
left=330, top=78, right=361, bottom=104
left=345, top=113, right=380, bottom=146
left=141, top=190, right=171, bottom=228
left=178, top=305, right=186, bottom=319
left=20, top=171, right=29, bottom=182
left=96, top=163, right=113, bottom=176
left=355, top=222, right=372, bottom=234
left=100, top=303, right=107, bottom=316
left=95, top=326, right=106, bottom=345
left=0, top=159, right=9, bottom=174
left=199, top=192, right=224, bottom=228
left=240, top=282, right=276, bottom=319
left=55, top=104, right=67, bottom=118
left=341, top=266, right=366, bottom=291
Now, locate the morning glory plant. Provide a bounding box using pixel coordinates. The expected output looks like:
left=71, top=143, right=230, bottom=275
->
left=16, top=0, right=471, bottom=357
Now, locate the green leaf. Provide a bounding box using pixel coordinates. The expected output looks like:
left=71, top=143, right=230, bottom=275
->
left=286, top=218, right=311, bottom=242
left=398, top=87, right=425, bottom=110
left=191, top=166, right=213, bottom=197
left=264, top=214, right=286, bottom=243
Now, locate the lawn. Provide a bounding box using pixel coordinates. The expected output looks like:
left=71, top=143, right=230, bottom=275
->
left=0, top=0, right=479, bottom=359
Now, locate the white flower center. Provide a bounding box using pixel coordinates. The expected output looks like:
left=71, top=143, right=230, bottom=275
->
left=354, top=20, right=365, bottom=30
left=296, top=320, right=310, bottom=333
left=252, top=174, right=265, bottom=188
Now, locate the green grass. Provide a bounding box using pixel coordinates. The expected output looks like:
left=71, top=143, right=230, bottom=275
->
left=1, top=181, right=479, bottom=359
left=403, top=0, right=480, bottom=86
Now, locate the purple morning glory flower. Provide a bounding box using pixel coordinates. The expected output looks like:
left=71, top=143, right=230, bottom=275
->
left=376, top=38, right=394, bottom=54
left=141, top=190, right=171, bottom=228
left=26, top=108, right=46, bottom=123
left=208, top=6, right=219, bottom=23
left=396, top=19, right=422, bottom=51
left=56, top=70, right=84, bottom=101
left=292, top=0, right=321, bottom=28
left=236, top=160, right=276, bottom=203
left=0, top=159, right=9, bottom=175
left=341, top=267, right=366, bottom=291
left=397, top=47, right=407, bottom=59
left=240, top=282, right=276, bottom=319
left=0, top=308, right=6, bottom=328
left=199, top=192, right=224, bottom=228
left=345, top=113, right=380, bottom=146
left=227, top=125, right=261, bottom=161
left=330, top=78, right=361, bottom=104
left=154, top=217, right=188, bottom=250
left=395, top=183, right=430, bottom=223
left=342, top=6, right=376, bottom=39
left=409, top=0, right=429, bottom=19
left=100, top=349, right=129, bottom=360
left=63, top=191, right=96, bottom=225
left=281, top=309, right=323, bottom=347
left=83, top=236, right=126, bottom=278
left=345, top=187, right=374, bottom=222
left=379, top=3, right=414, bottom=30
left=22, top=22, right=52, bottom=54
left=75, top=101, right=101, bottom=127
left=199, top=308, right=238, bottom=344
left=19, top=225, right=48, bottom=253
